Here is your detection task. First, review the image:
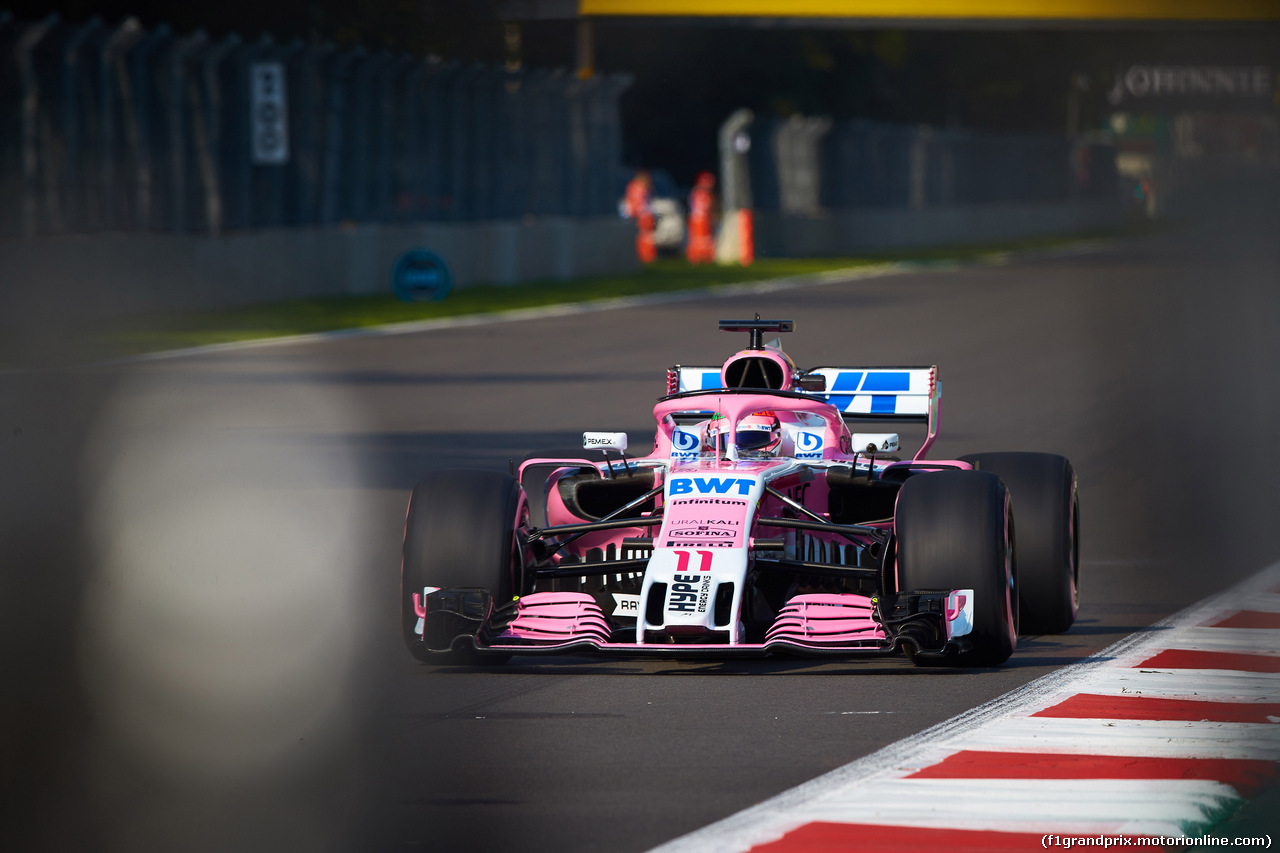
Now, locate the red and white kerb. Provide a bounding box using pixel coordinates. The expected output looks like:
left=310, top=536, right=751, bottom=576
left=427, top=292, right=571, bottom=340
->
left=649, top=562, right=1280, bottom=852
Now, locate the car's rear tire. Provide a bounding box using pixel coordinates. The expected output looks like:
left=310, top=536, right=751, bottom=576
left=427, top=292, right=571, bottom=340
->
left=895, top=470, right=1017, bottom=667
left=960, top=452, right=1078, bottom=635
left=400, top=469, right=527, bottom=664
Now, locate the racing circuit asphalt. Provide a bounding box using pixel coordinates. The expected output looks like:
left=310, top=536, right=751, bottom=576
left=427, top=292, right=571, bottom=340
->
left=3, top=183, right=1279, bottom=852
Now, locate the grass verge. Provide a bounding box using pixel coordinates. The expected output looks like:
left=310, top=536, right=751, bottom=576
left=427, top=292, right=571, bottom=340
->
left=76, top=224, right=1158, bottom=360
left=96, top=257, right=883, bottom=357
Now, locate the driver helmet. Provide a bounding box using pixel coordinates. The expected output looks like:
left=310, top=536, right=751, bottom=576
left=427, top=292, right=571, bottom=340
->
left=701, top=414, right=728, bottom=454
left=702, top=411, right=782, bottom=457
left=735, top=410, right=782, bottom=458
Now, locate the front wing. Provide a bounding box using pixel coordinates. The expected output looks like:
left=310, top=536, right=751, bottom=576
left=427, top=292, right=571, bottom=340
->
left=415, top=587, right=977, bottom=661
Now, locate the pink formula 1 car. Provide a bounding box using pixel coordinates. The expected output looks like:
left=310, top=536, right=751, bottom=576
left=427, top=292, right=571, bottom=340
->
left=401, top=318, right=1078, bottom=666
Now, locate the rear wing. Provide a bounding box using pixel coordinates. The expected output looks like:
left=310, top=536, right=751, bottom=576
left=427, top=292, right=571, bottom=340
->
left=669, top=365, right=940, bottom=458
left=807, top=367, right=937, bottom=422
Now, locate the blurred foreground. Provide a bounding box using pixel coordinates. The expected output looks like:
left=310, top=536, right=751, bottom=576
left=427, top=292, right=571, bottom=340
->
left=1, top=364, right=386, bottom=851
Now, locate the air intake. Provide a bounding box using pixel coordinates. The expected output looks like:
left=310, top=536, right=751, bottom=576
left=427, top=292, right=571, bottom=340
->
left=723, top=354, right=786, bottom=389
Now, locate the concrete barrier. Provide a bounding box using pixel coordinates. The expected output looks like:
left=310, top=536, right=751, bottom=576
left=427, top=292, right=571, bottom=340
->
left=0, top=216, right=639, bottom=322
left=754, top=201, right=1127, bottom=257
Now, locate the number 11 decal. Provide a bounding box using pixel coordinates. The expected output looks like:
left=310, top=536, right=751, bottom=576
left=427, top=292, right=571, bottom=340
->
left=674, top=550, right=714, bottom=572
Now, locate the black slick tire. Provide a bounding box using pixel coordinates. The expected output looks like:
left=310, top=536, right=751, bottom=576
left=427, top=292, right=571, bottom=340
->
left=895, top=470, right=1017, bottom=667
left=400, top=469, right=527, bottom=664
left=960, top=452, right=1078, bottom=635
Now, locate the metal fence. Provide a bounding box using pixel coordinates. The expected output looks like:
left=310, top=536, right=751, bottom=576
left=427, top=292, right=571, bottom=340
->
left=0, top=13, right=632, bottom=239
left=747, top=114, right=1117, bottom=215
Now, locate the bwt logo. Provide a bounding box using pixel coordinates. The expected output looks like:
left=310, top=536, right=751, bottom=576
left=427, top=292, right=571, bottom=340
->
left=669, top=477, right=755, bottom=496
left=672, top=429, right=700, bottom=453
left=796, top=432, right=824, bottom=453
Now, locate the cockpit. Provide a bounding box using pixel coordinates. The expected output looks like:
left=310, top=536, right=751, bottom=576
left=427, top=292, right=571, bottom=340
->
left=702, top=411, right=783, bottom=459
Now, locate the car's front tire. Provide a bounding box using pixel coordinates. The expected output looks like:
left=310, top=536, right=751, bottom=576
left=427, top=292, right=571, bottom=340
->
left=960, top=452, right=1078, bottom=635
left=400, top=469, right=527, bottom=664
left=895, top=470, right=1017, bottom=667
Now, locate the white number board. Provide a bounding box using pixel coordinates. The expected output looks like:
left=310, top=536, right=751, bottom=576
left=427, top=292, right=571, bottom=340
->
left=250, top=62, right=289, bottom=165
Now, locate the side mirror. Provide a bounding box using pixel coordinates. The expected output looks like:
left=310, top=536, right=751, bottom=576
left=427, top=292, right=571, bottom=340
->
left=851, top=432, right=899, bottom=453
left=796, top=372, right=827, bottom=392
left=583, top=432, right=628, bottom=453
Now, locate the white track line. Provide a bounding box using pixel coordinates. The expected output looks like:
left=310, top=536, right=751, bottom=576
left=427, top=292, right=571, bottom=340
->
left=784, top=778, right=1241, bottom=835
left=1170, top=627, right=1280, bottom=655
left=1071, top=668, right=1280, bottom=702
left=1234, top=593, right=1280, bottom=613
left=957, top=717, right=1280, bottom=760
left=648, top=560, right=1280, bottom=853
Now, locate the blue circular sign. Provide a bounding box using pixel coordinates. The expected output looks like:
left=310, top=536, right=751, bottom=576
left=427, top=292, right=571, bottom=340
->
left=393, top=250, right=452, bottom=302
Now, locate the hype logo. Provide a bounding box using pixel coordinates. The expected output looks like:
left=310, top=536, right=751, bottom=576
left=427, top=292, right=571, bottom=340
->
left=795, top=431, right=824, bottom=458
